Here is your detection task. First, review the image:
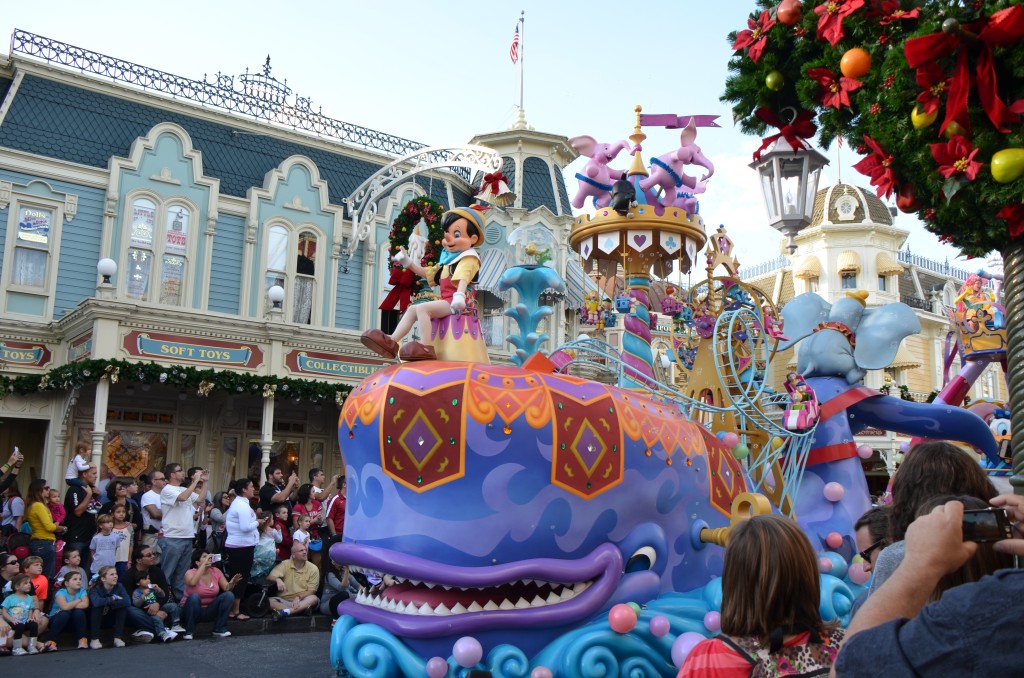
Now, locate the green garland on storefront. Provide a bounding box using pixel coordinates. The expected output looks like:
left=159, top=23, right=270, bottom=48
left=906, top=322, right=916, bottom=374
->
left=722, top=0, right=1024, bottom=257
left=0, top=359, right=352, bottom=405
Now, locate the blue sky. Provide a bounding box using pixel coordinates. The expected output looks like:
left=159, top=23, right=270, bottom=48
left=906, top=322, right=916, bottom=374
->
left=1, top=0, right=967, bottom=268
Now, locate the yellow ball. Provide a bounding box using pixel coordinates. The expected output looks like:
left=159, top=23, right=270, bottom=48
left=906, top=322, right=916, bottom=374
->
left=771, top=437, right=784, bottom=450
left=911, top=105, right=938, bottom=130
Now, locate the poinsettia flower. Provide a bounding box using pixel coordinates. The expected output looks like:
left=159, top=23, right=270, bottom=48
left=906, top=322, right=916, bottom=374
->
left=997, top=204, right=1024, bottom=240
left=929, top=135, right=983, bottom=180
left=732, top=10, right=776, bottom=63
left=852, top=135, right=897, bottom=199
left=807, top=68, right=863, bottom=109
left=814, top=0, right=866, bottom=47
left=915, top=64, right=948, bottom=116
left=871, top=0, right=920, bottom=26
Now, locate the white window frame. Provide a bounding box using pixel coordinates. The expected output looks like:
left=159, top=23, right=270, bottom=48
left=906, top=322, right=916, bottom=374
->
left=260, top=219, right=324, bottom=324
left=119, top=191, right=198, bottom=306
left=1, top=193, right=65, bottom=319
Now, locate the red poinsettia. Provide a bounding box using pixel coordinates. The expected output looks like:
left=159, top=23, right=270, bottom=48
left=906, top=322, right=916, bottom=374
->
left=915, top=63, right=948, bottom=116
left=807, top=68, right=863, bottom=109
left=852, top=135, right=897, bottom=199
left=929, top=135, right=983, bottom=180
left=872, top=0, right=920, bottom=26
left=814, top=0, right=866, bottom=47
left=732, top=10, right=776, bottom=63
left=997, top=204, right=1024, bottom=240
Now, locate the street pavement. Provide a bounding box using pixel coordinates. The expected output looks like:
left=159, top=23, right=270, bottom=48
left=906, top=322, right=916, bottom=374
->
left=21, top=631, right=336, bottom=678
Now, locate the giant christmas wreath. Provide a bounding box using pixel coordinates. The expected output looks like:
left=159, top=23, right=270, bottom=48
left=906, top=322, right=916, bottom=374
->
left=722, top=0, right=1024, bottom=257
left=379, top=196, right=446, bottom=311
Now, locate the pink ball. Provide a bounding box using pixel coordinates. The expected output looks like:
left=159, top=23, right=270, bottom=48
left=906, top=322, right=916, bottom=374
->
left=703, top=611, right=721, bottom=633
left=823, top=482, right=845, bottom=502
left=819, top=556, right=833, bottom=573
left=649, top=615, right=671, bottom=637
left=531, top=668, right=553, bottom=678
left=848, top=561, right=872, bottom=586
left=671, top=632, right=706, bottom=668
left=426, top=657, right=448, bottom=678
left=857, top=444, right=873, bottom=459
left=608, top=603, right=638, bottom=633
left=722, top=432, right=740, bottom=448
left=825, top=531, right=843, bottom=549
left=452, top=636, right=483, bottom=668
left=899, top=441, right=911, bottom=452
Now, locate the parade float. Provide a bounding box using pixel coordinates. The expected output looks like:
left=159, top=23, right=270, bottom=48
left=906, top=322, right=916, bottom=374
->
left=327, top=96, right=1003, bottom=675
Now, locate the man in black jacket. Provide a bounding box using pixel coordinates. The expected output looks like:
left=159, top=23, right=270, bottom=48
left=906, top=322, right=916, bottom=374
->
left=121, top=546, right=185, bottom=635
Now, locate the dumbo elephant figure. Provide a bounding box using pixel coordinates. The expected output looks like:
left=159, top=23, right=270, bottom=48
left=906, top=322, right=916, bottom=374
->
left=778, top=290, right=920, bottom=384
left=568, top=136, right=631, bottom=209
left=639, top=118, right=714, bottom=210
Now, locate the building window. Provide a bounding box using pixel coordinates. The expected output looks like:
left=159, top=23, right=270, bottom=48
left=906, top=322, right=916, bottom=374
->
left=11, top=204, right=53, bottom=288
left=841, top=272, right=858, bottom=289
left=263, top=223, right=319, bottom=324
left=124, top=197, right=191, bottom=304
left=2, top=189, right=68, bottom=318
left=807, top=276, right=819, bottom=293
left=878, top=275, right=887, bottom=292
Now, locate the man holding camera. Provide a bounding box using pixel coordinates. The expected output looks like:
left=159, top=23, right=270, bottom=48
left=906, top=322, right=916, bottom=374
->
left=159, top=464, right=207, bottom=603
left=834, top=494, right=1024, bottom=676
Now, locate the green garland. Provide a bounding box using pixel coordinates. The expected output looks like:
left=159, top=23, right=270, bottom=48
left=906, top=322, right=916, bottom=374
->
left=0, top=359, right=352, bottom=406
left=723, top=0, right=1024, bottom=256
left=387, top=197, right=447, bottom=270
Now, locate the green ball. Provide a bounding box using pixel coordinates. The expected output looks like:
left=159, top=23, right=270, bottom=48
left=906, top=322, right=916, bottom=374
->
left=627, top=602, right=641, bottom=616
left=733, top=443, right=750, bottom=460
left=765, top=70, right=784, bottom=91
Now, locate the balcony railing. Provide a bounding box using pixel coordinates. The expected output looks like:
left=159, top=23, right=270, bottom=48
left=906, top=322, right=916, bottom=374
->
left=739, top=255, right=788, bottom=280
left=897, top=249, right=973, bottom=281
left=900, top=294, right=934, bottom=312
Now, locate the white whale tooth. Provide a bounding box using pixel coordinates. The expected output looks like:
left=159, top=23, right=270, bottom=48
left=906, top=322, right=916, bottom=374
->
left=546, top=591, right=561, bottom=604
left=483, top=601, right=499, bottom=611
left=451, top=602, right=468, bottom=614
left=531, top=579, right=545, bottom=587
left=499, top=599, right=515, bottom=610
left=408, top=579, right=422, bottom=587
left=417, top=603, right=433, bottom=615
left=425, top=582, right=436, bottom=589
left=386, top=598, right=398, bottom=611
left=395, top=601, right=407, bottom=613
left=442, top=585, right=452, bottom=591
left=433, top=603, right=451, bottom=616
left=572, top=582, right=588, bottom=593
left=531, top=595, right=545, bottom=606
left=559, top=588, right=574, bottom=601
left=356, top=590, right=366, bottom=603
left=514, top=598, right=531, bottom=609
left=467, top=602, right=483, bottom=613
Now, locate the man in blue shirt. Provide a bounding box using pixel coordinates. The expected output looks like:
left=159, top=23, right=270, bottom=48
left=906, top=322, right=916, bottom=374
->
left=835, top=495, right=1024, bottom=677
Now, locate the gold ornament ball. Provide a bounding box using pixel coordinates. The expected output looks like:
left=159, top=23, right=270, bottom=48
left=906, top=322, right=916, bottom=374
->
left=765, top=70, right=785, bottom=91
left=840, top=48, right=871, bottom=79
left=910, top=105, right=938, bottom=130
left=942, top=120, right=970, bottom=139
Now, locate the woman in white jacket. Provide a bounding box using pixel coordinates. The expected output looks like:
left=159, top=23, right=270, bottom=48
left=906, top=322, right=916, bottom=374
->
left=223, top=478, right=266, bottom=620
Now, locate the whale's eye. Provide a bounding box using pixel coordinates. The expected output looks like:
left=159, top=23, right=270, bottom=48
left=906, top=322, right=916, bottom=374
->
left=625, top=546, right=657, bottom=573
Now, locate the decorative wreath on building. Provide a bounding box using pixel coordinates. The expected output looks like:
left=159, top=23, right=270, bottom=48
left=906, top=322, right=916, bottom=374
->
left=379, top=196, right=447, bottom=311
left=722, top=0, right=1024, bottom=257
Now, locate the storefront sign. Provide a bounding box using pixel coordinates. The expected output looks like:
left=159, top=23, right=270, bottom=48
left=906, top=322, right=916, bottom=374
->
left=69, top=332, right=93, bottom=362
left=285, top=349, right=384, bottom=379
left=0, top=340, right=52, bottom=367
left=124, top=331, right=263, bottom=368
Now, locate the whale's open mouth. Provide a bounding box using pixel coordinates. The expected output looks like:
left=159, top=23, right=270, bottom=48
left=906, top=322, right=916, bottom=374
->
left=334, top=542, right=622, bottom=637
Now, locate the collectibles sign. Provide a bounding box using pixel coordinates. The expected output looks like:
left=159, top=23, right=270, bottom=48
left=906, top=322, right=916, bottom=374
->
left=285, top=350, right=384, bottom=380
left=124, top=331, right=263, bottom=368
left=0, top=340, right=52, bottom=367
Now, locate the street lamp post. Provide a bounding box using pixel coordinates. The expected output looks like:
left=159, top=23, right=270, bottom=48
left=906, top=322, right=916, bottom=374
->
left=267, top=285, right=285, bottom=321
left=96, top=258, right=117, bottom=299
left=749, top=138, right=829, bottom=254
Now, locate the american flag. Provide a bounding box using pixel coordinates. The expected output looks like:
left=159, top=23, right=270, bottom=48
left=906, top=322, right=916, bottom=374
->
left=510, top=25, right=520, bottom=64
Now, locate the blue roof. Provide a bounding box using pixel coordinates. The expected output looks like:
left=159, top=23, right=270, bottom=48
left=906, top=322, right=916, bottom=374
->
left=0, top=75, right=397, bottom=203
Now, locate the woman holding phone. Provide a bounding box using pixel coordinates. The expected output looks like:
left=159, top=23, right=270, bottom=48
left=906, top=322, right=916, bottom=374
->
left=223, top=477, right=263, bottom=621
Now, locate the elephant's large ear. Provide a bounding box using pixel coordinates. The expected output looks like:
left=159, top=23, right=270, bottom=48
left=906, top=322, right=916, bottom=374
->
left=568, top=135, right=597, bottom=158
left=679, top=118, right=697, bottom=147
left=777, top=293, right=831, bottom=351
left=853, top=303, right=922, bottom=370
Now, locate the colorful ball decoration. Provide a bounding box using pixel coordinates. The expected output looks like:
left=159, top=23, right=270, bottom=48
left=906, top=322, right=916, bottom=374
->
left=716, top=431, right=728, bottom=441
left=818, top=556, right=833, bottom=573
left=608, top=603, right=638, bottom=633
left=899, top=441, right=911, bottom=453
left=857, top=444, right=873, bottom=460
left=671, top=632, right=706, bottom=668
left=721, top=432, right=740, bottom=448
left=531, top=668, right=553, bottom=678
left=823, top=482, right=845, bottom=502
left=627, top=602, right=642, bottom=616
left=848, top=561, right=872, bottom=586
left=733, top=443, right=750, bottom=461
left=776, top=0, right=803, bottom=25
left=765, top=70, right=785, bottom=91
left=840, top=47, right=871, bottom=79
left=649, top=615, right=671, bottom=638
left=452, top=636, right=483, bottom=668
left=822, top=552, right=849, bottom=579
left=825, top=532, right=843, bottom=549
left=427, top=657, right=449, bottom=678
left=703, top=611, right=722, bottom=633
left=771, top=437, right=784, bottom=450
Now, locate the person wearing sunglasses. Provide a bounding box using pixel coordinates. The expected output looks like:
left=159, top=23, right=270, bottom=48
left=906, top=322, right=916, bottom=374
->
left=848, top=506, right=890, bottom=619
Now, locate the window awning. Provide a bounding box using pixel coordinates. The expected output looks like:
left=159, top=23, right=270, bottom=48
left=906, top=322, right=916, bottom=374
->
left=837, top=250, right=861, bottom=273
left=890, top=344, right=921, bottom=369
left=794, top=256, right=821, bottom=280
left=565, top=259, right=598, bottom=310
left=477, top=249, right=509, bottom=300
left=876, top=252, right=904, bottom=275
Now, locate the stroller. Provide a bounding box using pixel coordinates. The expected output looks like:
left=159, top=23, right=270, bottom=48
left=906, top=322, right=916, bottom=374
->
left=5, top=531, right=30, bottom=561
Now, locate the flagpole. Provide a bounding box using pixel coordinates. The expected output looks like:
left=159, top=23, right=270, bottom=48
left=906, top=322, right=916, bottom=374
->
left=518, top=11, right=525, bottom=113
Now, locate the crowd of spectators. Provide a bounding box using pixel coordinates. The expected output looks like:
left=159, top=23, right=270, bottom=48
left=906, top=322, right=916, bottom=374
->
left=0, top=449, right=352, bottom=655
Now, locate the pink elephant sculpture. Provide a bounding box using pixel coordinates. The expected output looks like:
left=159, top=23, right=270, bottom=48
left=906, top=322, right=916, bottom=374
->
left=568, top=136, right=631, bottom=209
left=640, top=118, right=714, bottom=210
left=673, top=179, right=708, bottom=216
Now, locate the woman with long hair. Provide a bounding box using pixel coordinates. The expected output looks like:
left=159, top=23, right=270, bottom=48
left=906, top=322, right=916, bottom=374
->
left=99, top=477, right=144, bottom=546
left=25, top=478, right=65, bottom=579
left=1, top=482, right=24, bottom=536
left=680, top=515, right=844, bottom=677
left=223, top=478, right=265, bottom=621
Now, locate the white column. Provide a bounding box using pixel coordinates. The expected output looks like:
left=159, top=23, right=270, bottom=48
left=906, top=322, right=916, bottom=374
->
left=90, top=379, right=111, bottom=468
left=259, top=396, right=276, bottom=481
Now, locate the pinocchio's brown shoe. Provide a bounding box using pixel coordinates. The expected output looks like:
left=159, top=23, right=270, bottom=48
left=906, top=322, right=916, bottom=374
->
left=398, top=341, right=437, bottom=362
left=360, top=329, right=399, bottom=359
